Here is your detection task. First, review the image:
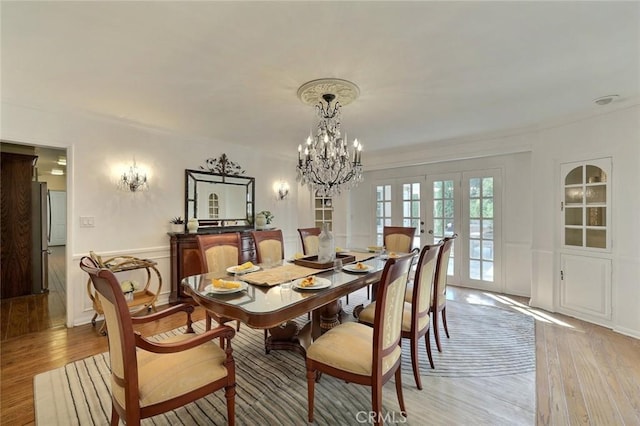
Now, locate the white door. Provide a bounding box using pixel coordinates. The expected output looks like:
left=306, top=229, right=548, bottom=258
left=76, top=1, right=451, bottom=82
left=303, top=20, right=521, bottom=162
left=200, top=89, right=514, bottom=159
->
left=374, top=178, right=423, bottom=249
left=48, top=190, right=66, bottom=246
left=560, top=254, right=611, bottom=323
left=425, top=174, right=461, bottom=284
left=461, top=170, right=501, bottom=292
left=425, top=170, right=502, bottom=291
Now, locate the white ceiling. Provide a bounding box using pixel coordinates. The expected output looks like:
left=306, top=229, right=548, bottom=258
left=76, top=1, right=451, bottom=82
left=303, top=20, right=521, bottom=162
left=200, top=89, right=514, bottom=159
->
left=2, top=1, right=639, bottom=157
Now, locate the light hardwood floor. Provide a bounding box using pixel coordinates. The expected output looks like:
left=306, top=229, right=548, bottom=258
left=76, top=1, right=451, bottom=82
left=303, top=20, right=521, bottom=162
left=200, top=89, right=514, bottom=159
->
left=1, top=285, right=639, bottom=425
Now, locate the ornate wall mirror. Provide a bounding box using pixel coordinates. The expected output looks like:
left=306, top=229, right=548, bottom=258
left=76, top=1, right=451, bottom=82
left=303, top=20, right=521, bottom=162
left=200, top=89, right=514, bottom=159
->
left=185, top=169, right=255, bottom=230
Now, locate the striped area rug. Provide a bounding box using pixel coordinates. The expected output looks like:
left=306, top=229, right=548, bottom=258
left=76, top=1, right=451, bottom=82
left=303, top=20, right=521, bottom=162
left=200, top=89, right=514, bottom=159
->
left=34, top=290, right=535, bottom=425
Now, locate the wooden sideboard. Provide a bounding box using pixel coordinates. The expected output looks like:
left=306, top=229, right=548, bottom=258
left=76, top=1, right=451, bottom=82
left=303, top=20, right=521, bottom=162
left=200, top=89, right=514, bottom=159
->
left=169, top=230, right=257, bottom=303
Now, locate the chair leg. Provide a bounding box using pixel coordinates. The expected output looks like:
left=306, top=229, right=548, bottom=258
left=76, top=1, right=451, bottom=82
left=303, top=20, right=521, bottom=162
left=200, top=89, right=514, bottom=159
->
left=110, top=405, right=119, bottom=426
left=306, top=367, right=316, bottom=422
left=433, top=311, right=443, bottom=352
left=410, top=336, right=423, bottom=390
left=236, top=320, right=241, bottom=331
left=366, top=285, right=370, bottom=299
left=345, top=293, right=349, bottom=305
left=425, top=329, right=435, bottom=369
left=372, top=380, right=383, bottom=426
left=205, top=312, right=212, bottom=331
left=395, top=366, right=407, bottom=417
left=442, top=307, right=450, bottom=339
left=225, top=384, right=236, bottom=426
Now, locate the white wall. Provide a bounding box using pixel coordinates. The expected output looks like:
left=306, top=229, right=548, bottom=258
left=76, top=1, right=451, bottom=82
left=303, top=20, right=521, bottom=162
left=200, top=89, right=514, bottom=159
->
left=530, top=104, right=640, bottom=338
left=1, top=102, right=300, bottom=326
left=347, top=101, right=640, bottom=338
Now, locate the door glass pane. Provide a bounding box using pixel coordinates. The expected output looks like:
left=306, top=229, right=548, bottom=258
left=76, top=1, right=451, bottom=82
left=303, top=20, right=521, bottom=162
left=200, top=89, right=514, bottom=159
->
left=469, top=199, right=480, bottom=218
left=470, top=260, right=480, bottom=279
left=483, top=240, right=494, bottom=261
left=433, top=219, right=443, bottom=238
left=470, top=240, right=480, bottom=259
left=565, top=166, right=583, bottom=185
left=565, top=187, right=584, bottom=204
left=482, top=199, right=494, bottom=218
left=586, top=229, right=606, bottom=248
left=586, top=165, right=606, bottom=183
left=565, top=208, right=582, bottom=226
left=585, top=185, right=606, bottom=204
left=433, top=200, right=443, bottom=217
left=565, top=228, right=582, bottom=246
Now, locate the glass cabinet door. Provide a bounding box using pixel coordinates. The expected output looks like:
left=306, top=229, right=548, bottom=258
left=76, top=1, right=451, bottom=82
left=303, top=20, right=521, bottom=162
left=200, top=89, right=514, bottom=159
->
left=561, top=158, right=611, bottom=251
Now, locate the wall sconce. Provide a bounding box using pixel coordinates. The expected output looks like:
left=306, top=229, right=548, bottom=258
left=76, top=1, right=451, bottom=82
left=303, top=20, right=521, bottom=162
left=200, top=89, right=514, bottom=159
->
left=273, top=180, right=290, bottom=200
left=118, top=159, right=149, bottom=192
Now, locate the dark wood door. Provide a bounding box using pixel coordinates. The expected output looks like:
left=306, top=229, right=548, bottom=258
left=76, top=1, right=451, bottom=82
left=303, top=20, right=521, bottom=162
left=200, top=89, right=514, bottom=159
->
left=1, top=152, right=36, bottom=298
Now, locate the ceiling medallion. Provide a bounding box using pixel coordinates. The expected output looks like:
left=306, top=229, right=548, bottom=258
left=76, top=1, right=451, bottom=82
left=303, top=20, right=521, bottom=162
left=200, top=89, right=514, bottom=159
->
left=297, top=78, right=360, bottom=106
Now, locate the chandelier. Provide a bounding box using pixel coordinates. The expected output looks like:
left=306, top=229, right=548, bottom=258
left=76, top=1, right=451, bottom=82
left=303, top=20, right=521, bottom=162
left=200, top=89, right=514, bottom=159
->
left=296, top=78, right=363, bottom=197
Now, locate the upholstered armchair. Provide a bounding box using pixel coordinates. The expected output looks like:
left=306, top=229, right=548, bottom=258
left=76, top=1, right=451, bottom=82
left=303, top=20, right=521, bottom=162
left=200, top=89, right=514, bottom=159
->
left=359, top=243, right=442, bottom=389
left=80, top=256, right=236, bottom=426
left=305, top=255, right=413, bottom=426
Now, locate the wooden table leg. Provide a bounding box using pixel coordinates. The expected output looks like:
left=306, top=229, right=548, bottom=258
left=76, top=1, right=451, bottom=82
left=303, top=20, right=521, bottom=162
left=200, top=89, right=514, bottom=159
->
left=265, top=299, right=344, bottom=358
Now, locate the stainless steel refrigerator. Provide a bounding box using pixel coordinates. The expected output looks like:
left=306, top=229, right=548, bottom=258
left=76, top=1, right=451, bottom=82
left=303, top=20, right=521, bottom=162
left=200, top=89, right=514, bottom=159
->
left=31, top=181, right=49, bottom=294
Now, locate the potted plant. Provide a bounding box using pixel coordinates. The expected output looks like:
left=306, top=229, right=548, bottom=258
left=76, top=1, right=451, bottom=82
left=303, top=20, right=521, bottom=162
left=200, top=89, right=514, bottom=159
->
left=256, top=210, right=274, bottom=229
left=169, top=216, right=185, bottom=233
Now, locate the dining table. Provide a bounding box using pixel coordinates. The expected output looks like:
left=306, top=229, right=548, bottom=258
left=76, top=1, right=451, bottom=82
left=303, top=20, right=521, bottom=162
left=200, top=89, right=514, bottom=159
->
left=182, top=251, right=387, bottom=357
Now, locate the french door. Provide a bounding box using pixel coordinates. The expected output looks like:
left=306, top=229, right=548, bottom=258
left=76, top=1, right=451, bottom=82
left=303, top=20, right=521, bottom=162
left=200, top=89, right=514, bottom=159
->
left=374, top=178, right=424, bottom=249
left=377, top=170, right=501, bottom=291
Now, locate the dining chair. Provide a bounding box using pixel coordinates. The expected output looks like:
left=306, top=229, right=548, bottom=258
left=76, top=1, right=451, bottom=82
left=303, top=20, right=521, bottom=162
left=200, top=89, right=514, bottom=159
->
left=250, top=229, right=288, bottom=340
left=421, top=234, right=457, bottom=352
left=197, top=233, right=243, bottom=332
left=306, top=254, right=413, bottom=426
left=80, top=256, right=237, bottom=426
left=298, top=226, right=352, bottom=305
left=250, top=229, right=285, bottom=265
left=383, top=226, right=416, bottom=253
left=358, top=243, right=442, bottom=389
left=297, top=227, right=320, bottom=255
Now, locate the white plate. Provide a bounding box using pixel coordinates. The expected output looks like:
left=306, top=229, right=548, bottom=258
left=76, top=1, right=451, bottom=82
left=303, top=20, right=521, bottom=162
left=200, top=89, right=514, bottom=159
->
left=292, top=276, right=331, bottom=290
left=204, top=280, right=248, bottom=294
left=343, top=263, right=372, bottom=273
left=226, top=265, right=260, bottom=274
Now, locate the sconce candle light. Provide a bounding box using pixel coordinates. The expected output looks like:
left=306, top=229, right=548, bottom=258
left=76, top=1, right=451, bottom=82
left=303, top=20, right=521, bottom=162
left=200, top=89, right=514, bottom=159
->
left=274, top=181, right=290, bottom=200
left=118, top=159, right=149, bottom=192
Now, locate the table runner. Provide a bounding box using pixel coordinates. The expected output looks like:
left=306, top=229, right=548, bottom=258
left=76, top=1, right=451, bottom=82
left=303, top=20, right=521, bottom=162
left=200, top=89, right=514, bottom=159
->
left=241, top=264, right=323, bottom=286
left=241, top=252, right=376, bottom=286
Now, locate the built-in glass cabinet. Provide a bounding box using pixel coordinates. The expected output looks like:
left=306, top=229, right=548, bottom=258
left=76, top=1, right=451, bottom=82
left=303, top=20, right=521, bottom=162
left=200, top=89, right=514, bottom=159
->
left=561, top=158, right=611, bottom=251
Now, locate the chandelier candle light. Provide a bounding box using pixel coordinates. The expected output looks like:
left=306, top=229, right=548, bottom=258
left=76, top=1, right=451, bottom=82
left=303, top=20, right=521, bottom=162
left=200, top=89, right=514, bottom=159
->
left=296, top=78, right=364, bottom=197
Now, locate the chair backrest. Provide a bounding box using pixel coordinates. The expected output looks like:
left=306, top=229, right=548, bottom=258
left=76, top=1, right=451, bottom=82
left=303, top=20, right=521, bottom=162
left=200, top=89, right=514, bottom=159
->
left=197, top=233, right=242, bottom=274
left=250, top=229, right=284, bottom=263
left=410, top=243, right=442, bottom=332
left=297, top=227, right=321, bottom=255
left=79, top=256, right=140, bottom=413
left=383, top=226, right=416, bottom=253
left=433, top=235, right=457, bottom=310
left=372, top=254, right=413, bottom=374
